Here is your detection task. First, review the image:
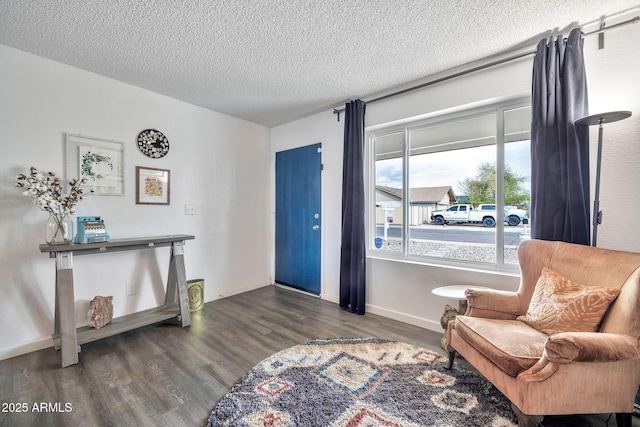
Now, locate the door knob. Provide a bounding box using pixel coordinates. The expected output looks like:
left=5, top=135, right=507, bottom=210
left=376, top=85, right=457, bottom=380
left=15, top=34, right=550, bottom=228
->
left=312, top=225, right=320, bottom=231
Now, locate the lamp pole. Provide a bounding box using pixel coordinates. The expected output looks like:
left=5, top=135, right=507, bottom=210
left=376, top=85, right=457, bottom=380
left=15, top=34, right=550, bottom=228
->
left=575, top=111, right=631, bottom=247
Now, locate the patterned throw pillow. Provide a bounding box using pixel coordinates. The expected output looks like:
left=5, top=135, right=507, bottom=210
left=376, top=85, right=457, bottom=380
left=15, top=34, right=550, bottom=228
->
left=517, top=268, right=620, bottom=335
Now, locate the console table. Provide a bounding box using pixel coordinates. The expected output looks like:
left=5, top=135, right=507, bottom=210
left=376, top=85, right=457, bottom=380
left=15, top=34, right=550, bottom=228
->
left=40, top=234, right=195, bottom=368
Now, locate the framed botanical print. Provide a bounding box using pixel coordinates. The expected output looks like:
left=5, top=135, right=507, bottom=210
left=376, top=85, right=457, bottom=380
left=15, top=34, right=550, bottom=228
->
left=66, top=133, right=125, bottom=196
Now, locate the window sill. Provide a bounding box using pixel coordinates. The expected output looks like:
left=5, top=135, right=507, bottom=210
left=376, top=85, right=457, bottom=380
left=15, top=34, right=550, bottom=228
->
left=366, top=250, right=521, bottom=277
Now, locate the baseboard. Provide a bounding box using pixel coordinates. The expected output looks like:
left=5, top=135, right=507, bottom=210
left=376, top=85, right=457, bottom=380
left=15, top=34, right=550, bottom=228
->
left=321, top=292, right=442, bottom=333
left=366, top=304, right=443, bottom=332
left=205, top=280, right=271, bottom=302
left=321, top=291, right=340, bottom=304
left=0, top=336, right=53, bottom=361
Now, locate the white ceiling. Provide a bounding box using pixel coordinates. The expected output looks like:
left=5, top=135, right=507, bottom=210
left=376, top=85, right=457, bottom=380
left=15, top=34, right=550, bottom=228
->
left=1, top=1, right=639, bottom=128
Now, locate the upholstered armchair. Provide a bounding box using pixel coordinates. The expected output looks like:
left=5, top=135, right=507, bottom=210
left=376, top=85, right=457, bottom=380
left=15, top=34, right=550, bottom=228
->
left=445, top=239, right=640, bottom=427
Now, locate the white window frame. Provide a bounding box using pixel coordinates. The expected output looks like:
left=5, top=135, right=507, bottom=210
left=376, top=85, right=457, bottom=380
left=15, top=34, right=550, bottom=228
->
left=365, top=96, right=530, bottom=274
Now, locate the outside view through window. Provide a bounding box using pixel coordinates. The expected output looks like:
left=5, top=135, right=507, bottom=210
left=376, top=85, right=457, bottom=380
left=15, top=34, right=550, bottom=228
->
left=371, top=104, right=531, bottom=268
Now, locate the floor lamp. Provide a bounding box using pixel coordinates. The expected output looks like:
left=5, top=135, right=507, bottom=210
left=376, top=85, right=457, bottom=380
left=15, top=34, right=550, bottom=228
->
left=575, top=110, right=632, bottom=247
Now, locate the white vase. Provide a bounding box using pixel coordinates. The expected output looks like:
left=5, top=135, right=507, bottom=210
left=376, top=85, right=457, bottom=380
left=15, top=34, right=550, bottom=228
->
left=45, top=214, right=73, bottom=245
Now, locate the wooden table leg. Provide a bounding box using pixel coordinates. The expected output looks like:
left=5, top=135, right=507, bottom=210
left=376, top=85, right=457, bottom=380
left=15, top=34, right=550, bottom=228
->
left=166, top=251, right=177, bottom=305
left=168, top=241, right=191, bottom=328
left=55, top=251, right=79, bottom=367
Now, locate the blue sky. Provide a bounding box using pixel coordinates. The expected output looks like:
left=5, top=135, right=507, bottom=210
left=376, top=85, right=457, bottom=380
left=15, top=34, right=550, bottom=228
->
left=376, top=140, right=531, bottom=196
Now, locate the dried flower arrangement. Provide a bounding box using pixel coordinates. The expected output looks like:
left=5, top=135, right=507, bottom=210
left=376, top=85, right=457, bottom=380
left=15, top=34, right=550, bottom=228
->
left=16, top=167, right=90, bottom=243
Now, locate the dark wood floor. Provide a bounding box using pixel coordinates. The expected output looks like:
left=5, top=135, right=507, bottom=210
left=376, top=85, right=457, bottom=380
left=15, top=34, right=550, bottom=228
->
left=0, top=285, right=636, bottom=426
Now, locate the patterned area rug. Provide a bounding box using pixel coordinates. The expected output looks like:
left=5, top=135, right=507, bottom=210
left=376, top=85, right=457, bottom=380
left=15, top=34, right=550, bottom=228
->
left=207, top=338, right=517, bottom=426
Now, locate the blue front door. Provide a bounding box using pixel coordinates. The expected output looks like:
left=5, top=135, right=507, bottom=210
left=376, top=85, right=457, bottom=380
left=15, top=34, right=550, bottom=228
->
left=275, top=143, right=321, bottom=294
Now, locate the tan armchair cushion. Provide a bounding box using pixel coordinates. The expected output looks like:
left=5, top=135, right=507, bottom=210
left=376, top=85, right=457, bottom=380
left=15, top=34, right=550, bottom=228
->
left=455, top=316, right=547, bottom=376
left=516, top=268, right=620, bottom=335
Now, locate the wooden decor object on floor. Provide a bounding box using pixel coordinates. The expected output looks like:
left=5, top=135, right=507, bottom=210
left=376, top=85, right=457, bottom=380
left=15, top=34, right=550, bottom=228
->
left=88, top=296, right=113, bottom=329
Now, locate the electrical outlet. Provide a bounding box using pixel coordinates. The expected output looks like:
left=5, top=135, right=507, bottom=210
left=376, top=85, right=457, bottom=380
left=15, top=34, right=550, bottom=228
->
left=126, top=282, right=136, bottom=296
left=185, top=204, right=196, bottom=215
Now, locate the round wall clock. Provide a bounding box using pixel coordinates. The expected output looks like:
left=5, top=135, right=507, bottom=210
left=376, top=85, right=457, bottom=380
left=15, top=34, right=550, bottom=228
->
left=136, top=129, right=169, bottom=158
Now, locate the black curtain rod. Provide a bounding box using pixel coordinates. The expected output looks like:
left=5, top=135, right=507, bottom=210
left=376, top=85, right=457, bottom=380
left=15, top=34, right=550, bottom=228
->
left=332, top=15, right=639, bottom=121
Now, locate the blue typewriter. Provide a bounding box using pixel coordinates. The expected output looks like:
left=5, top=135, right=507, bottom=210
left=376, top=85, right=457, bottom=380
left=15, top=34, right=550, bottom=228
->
left=74, top=216, right=111, bottom=244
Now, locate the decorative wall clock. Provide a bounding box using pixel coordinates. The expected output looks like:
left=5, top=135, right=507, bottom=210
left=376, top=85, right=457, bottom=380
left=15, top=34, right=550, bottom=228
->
left=136, top=129, right=169, bottom=158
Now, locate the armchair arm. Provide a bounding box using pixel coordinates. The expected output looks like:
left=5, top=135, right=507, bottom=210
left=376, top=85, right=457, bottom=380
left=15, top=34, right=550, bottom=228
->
left=464, top=288, right=523, bottom=319
left=517, top=333, right=640, bottom=385
left=544, top=332, right=640, bottom=364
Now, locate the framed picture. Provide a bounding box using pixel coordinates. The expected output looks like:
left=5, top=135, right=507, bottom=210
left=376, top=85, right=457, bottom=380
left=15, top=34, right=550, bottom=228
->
left=66, top=134, right=125, bottom=196
left=136, top=166, right=170, bottom=205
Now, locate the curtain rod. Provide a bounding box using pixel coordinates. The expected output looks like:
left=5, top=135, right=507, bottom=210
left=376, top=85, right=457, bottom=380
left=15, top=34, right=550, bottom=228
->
left=332, top=15, right=639, bottom=121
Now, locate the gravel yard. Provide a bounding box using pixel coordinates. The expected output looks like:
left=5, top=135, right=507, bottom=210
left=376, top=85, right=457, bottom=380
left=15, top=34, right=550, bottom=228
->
left=375, top=239, right=520, bottom=265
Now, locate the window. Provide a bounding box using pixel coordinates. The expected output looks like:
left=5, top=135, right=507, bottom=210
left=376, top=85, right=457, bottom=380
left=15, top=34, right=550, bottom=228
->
left=369, top=99, right=531, bottom=270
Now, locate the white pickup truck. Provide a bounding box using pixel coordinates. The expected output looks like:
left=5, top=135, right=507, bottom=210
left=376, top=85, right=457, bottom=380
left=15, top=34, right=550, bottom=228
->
left=430, top=204, right=528, bottom=227
left=504, top=205, right=529, bottom=226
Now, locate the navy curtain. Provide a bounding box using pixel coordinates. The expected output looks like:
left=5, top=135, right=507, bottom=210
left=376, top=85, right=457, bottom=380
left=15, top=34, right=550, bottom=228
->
left=340, top=100, right=366, bottom=314
left=530, top=28, right=590, bottom=245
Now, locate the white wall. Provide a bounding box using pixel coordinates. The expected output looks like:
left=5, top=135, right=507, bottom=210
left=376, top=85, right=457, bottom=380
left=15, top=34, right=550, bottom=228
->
left=584, top=25, right=640, bottom=250
left=0, top=45, right=272, bottom=359
left=271, top=14, right=640, bottom=332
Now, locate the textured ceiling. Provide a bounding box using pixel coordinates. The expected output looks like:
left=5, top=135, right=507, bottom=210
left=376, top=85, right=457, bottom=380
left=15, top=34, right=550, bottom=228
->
left=1, top=1, right=639, bottom=127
